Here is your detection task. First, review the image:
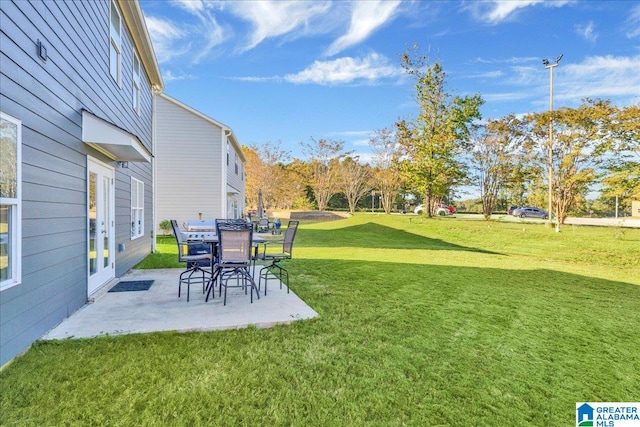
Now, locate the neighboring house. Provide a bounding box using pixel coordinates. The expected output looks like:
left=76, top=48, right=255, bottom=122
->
left=154, top=93, right=246, bottom=231
left=0, top=0, right=163, bottom=366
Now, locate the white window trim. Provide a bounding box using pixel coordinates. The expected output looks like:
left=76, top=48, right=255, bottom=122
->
left=109, top=1, right=122, bottom=87
left=131, top=177, right=144, bottom=239
left=132, top=53, right=141, bottom=115
left=0, top=112, right=22, bottom=291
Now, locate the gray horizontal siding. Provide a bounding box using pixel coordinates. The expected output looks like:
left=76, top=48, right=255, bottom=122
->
left=0, top=0, right=156, bottom=366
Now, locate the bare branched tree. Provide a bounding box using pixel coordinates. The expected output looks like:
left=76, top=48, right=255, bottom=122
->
left=470, top=115, right=526, bottom=219
left=370, top=128, right=403, bottom=214
left=301, top=138, right=347, bottom=211
left=338, top=157, right=371, bottom=214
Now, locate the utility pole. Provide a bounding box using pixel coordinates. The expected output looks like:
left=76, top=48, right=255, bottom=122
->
left=542, top=54, right=562, bottom=230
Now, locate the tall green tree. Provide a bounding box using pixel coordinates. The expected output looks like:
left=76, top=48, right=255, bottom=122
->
left=601, top=103, right=640, bottom=209
left=526, top=99, right=620, bottom=224
left=396, top=44, right=483, bottom=217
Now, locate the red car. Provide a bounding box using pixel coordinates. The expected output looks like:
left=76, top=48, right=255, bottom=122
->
left=438, top=204, right=456, bottom=214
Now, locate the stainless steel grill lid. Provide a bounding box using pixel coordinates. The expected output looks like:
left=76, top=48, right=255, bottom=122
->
left=186, top=220, right=216, bottom=232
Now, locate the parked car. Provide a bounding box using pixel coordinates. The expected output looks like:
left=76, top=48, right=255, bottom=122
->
left=512, top=207, right=548, bottom=219
left=414, top=204, right=455, bottom=216
left=438, top=204, right=456, bottom=214
left=508, top=205, right=520, bottom=215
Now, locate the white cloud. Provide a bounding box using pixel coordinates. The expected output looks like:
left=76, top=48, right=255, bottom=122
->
left=560, top=55, right=640, bottom=102
left=471, top=55, right=640, bottom=113
left=224, top=1, right=332, bottom=52
left=626, top=5, right=640, bottom=38
left=482, top=91, right=532, bottom=103
left=144, top=16, right=190, bottom=63
left=229, top=75, right=281, bottom=83
left=162, top=70, right=198, bottom=82
left=284, top=53, right=400, bottom=85
left=145, top=1, right=227, bottom=64
left=466, top=0, right=572, bottom=25
left=470, top=70, right=505, bottom=79
left=326, top=0, right=402, bottom=56
left=575, top=21, right=598, bottom=43
left=485, top=0, right=543, bottom=23
left=170, top=0, right=205, bottom=14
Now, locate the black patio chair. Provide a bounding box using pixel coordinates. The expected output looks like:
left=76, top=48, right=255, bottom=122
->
left=211, top=223, right=259, bottom=305
left=170, top=220, right=213, bottom=302
left=257, top=220, right=299, bottom=295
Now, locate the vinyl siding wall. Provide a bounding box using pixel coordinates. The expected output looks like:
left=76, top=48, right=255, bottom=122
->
left=155, top=95, right=225, bottom=227
left=0, top=0, right=155, bottom=366
left=226, top=142, right=245, bottom=219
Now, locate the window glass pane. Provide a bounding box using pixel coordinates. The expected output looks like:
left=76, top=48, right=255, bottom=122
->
left=102, top=176, right=110, bottom=269
left=110, top=2, right=120, bottom=41
left=133, top=55, right=140, bottom=76
left=0, top=118, right=18, bottom=198
left=110, top=40, right=120, bottom=83
left=131, top=179, right=144, bottom=238
left=89, top=172, right=97, bottom=275
left=131, top=179, right=138, bottom=206
left=0, top=205, right=11, bottom=281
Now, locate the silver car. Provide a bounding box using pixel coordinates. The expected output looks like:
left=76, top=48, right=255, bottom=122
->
left=512, top=207, right=548, bottom=219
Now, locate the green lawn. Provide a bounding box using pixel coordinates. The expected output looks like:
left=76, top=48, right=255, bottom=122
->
left=2, top=214, right=639, bottom=426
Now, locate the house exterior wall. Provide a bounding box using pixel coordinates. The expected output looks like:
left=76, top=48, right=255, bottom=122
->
left=225, top=139, right=246, bottom=219
left=0, top=0, right=159, bottom=366
left=154, top=95, right=224, bottom=227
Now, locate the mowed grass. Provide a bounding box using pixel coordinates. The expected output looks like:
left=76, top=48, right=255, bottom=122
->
left=1, top=215, right=639, bottom=426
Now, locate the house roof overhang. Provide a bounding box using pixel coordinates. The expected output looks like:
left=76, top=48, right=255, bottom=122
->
left=118, top=0, right=164, bottom=92
left=82, top=110, right=152, bottom=162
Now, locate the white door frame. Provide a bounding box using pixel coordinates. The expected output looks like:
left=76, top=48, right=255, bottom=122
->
left=87, top=157, right=115, bottom=295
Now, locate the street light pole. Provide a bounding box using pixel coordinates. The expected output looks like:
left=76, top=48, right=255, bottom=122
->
left=542, top=54, right=562, bottom=228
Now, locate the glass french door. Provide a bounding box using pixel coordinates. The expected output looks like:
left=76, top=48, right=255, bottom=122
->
left=88, top=158, right=115, bottom=294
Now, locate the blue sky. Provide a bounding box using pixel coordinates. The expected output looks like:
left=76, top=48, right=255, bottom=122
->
left=140, top=0, right=640, bottom=162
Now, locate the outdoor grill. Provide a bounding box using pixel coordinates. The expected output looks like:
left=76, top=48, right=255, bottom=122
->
left=183, top=219, right=217, bottom=240
left=183, top=219, right=217, bottom=268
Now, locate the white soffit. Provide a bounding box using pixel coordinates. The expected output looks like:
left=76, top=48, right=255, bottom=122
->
left=82, top=110, right=151, bottom=162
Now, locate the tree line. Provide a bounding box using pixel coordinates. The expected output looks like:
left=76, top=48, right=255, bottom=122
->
left=243, top=45, right=639, bottom=222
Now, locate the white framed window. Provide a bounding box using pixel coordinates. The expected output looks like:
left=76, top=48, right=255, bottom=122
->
left=131, top=178, right=144, bottom=239
left=109, top=1, right=122, bottom=86
left=234, top=151, right=238, bottom=174
left=0, top=112, right=22, bottom=290
left=132, top=53, right=141, bottom=115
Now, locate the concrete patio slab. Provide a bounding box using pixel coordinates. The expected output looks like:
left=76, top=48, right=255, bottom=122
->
left=43, top=268, right=318, bottom=340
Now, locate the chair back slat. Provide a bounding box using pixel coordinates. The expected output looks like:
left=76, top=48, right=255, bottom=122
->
left=219, top=227, right=252, bottom=264
left=282, top=220, right=299, bottom=255
left=170, top=220, right=185, bottom=258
